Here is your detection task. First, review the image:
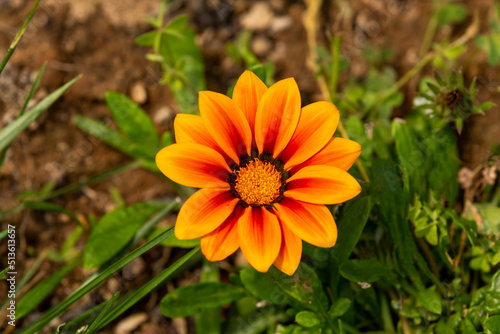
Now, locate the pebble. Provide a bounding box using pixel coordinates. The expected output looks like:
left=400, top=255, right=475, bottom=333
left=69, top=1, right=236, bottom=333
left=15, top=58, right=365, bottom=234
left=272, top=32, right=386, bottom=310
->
left=240, top=2, right=274, bottom=30
left=252, top=35, right=273, bottom=56
left=130, top=81, right=147, bottom=105
left=114, top=313, right=148, bottom=334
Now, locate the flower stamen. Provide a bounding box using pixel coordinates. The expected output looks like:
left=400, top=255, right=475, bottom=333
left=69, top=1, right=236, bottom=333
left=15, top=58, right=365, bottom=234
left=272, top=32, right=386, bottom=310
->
left=234, top=159, right=282, bottom=206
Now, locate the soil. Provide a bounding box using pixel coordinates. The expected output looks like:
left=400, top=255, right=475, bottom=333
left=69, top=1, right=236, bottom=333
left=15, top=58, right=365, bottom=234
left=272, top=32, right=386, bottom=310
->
left=0, top=0, right=499, bottom=333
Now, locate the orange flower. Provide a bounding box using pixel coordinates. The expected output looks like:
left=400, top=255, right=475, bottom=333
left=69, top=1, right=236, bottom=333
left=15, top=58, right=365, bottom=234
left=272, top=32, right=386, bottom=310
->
left=156, top=71, right=362, bottom=275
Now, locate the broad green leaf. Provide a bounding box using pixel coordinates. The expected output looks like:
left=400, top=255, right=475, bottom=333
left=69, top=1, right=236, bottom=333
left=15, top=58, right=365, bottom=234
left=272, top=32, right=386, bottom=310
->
left=0, top=76, right=80, bottom=152
left=84, top=203, right=161, bottom=269
left=196, top=260, right=222, bottom=334
left=372, top=160, right=422, bottom=284
left=437, top=4, right=467, bottom=27
left=240, top=268, right=294, bottom=306
left=295, top=311, right=322, bottom=328
left=418, top=288, right=442, bottom=314
left=105, top=92, right=159, bottom=149
left=484, top=315, right=500, bottom=334
left=392, top=120, right=421, bottom=196
left=19, top=227, right=175, bottom=334
left=339, top=259, right=389, bottom=283
left=72, top=115, right=154, bottom=159
left=135, top=31, right=157, bottom=47
left=160, top=282, right=246, bottom=317
left=328, top=298, right=352, bottom=319
left=266, top=263, right=329, bottom=313
left=16, top=258, right=80, bottom=319
left=491, top=270, right=500, bottom=293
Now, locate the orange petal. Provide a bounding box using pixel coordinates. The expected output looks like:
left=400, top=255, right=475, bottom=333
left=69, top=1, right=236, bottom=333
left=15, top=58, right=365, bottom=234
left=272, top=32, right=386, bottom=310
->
left=273, top=221, right=302, bottom=275
left=199, top=91, right=252, bottom=164
left=201, top=205, right=243, bottom=261
left=274, top=198, right=337, bottom=248
left=291, top=137, right=362, bottom=174
left=175, top=188, right=239, bottom=240
left=238, top=207, right=281, bottom=272
left=156, top=143, right=231, bottom=188
left=232, top=70, right=267, bottom=136
left=254, top=78, right=301, bottom=157
left=285, top=165, right=361, bottom=204
left=280, top=101, right=340, bottom=169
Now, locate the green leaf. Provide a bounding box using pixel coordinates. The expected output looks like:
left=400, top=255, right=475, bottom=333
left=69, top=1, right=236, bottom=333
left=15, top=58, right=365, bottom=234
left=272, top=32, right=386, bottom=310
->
left=295, top=311, right=322, bottom=328
left=485, top=315, right=500, bottom=333
left=157, top=15, right=205, bottom=114
left=328, top=298, right=352, bottom=319
left=84, top=203, right=161, bottom=269
left=418, top=288, right=442, bottom=314
left=0, top=76, right=80, bottom=152
left=105, top=92, right=159, bottom=149
left=160, top=282, right=246, bottom=317
left=16, top=258, right=80, bottom=319
left=19, top=227, right=175, bottom=334
left=339, top=259, right=389, bottom=283
left=240, top=268, right=294, bottom=306
left=135, top=31, right=157, bottom=47
left=73, top=115, right=154, bottom=159
left=196, top=260, right=222, bottom=334
left=266, top=263, right=329, bottom=313
left=437, top=4, right=467, bottom=27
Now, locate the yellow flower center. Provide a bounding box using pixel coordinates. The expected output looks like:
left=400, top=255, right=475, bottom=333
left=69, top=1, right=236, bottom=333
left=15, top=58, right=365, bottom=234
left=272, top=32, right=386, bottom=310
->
left=234, top=159, right=282, bottom=205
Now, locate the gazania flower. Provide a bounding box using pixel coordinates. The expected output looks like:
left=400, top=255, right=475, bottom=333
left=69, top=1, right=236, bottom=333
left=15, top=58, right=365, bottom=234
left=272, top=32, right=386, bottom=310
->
left=156, top=71, right=361, bottom=275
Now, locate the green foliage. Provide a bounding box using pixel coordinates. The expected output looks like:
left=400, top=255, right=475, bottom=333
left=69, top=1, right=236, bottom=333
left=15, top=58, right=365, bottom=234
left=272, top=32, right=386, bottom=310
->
left=136, top=12, right=205, bottom=114
left=160, top=282, right=246, bottom=317
left=83, top=202, right=161, bottom=269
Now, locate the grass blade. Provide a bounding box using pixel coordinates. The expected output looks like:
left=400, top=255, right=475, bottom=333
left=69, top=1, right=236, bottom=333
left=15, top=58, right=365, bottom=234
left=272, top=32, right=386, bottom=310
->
left=19, top=227, right=175, bottom=334
left=96, top=246, right=201, bottom=330
left=0, top=75, right=81, bottom=152
left=85, top=292, right=120, bottom=333
left=0, top=0, right=41, bottom=75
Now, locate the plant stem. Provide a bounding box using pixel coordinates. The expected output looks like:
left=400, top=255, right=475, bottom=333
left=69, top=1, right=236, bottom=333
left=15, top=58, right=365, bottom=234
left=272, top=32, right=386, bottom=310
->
left=0, top=0, right=41, bottom=75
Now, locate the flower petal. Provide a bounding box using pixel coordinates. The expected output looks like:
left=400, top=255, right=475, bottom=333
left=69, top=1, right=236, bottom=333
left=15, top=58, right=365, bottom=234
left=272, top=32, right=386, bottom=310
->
left=273, top=221, right=302, bottom=275
left=238, top=207, right=281, bottom=272
left=291, top=137, right=362, bottom=173
left=201, top=205, right=243, bottom=261
left=176, top=188, right=239, bottom=240
left=254, top=78, right=301, bottom=157
left=285, top=165, right=361, bottom=204
left=199, top=91, right=252, bottom=164
left=232, top=70, right=267, bottom=136
left=156, top=143, right=231, bottom=188
left=274, top=198, right=337, bottom=248
left=280, top=101, right=340, bottom=169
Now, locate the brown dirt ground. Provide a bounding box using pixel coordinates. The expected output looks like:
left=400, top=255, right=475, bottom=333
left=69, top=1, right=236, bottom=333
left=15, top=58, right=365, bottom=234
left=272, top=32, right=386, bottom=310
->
left=0, top=0, right=499, bottom=333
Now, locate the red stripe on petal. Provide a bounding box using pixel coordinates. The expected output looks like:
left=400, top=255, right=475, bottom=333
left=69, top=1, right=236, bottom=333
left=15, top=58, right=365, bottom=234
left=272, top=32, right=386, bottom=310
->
left=273, top=221, right=302, bottom=275
left=280, top=101, right=340, bottom=169
left=238, top=207, right=281, bottom=272
left=199, top=91, right=252, bottom=164
left=201, top=205, right=243, bottom=262
left=254, top=78, right=301, bottom=157
left=274, top=198, right=337, bottom=248
left=175, top=189, right=239, bottom=240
